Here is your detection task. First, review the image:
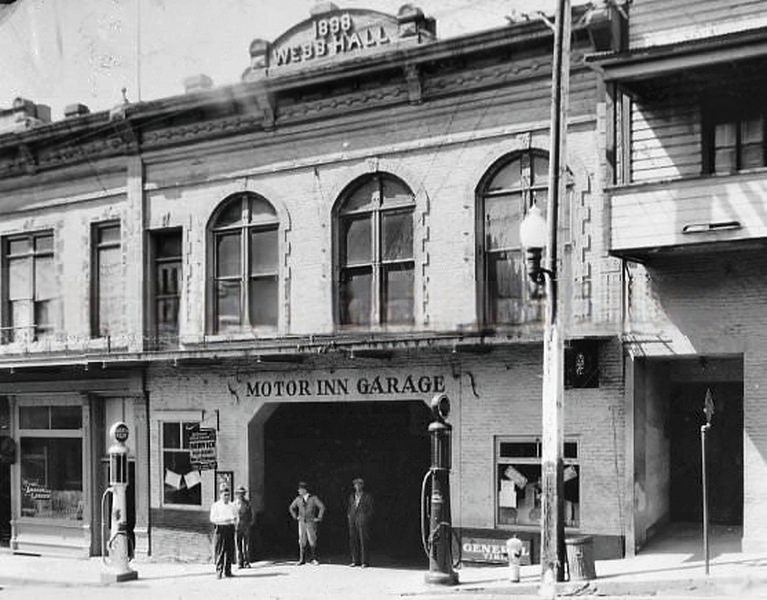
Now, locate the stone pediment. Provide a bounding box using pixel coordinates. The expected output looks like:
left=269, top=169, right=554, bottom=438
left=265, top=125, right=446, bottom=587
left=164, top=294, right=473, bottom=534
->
left=243, top=4, right=436, bottom=80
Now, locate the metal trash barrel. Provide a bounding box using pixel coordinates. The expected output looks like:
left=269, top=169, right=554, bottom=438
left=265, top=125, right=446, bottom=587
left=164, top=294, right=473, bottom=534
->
left=565, top=535, right=596, bottom=581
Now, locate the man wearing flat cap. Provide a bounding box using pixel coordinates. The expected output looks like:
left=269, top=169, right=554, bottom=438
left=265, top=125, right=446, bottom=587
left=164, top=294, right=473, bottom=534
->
left=347, top=477, right=374, bottom=567
left=210, top=484, right=238, bottom=578
left=233, top=486, right=253, bottom=568
left=288, top=481, right=325, bottom=565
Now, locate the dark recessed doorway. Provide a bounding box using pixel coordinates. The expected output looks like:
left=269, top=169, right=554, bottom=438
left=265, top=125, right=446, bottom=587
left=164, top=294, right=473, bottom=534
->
left=261, top=400, right=431, bottom=564
left=670, top=383, right=743, bottom=525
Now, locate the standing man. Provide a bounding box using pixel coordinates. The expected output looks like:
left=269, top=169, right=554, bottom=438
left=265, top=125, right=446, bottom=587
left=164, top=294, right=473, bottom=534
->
left=233, top=486, right=253, bottom=568
left=210, top=484, right=237, bottom=579
left=347, top=477, right=374, bottom=567
left=288, top=481, right=325, bottom=565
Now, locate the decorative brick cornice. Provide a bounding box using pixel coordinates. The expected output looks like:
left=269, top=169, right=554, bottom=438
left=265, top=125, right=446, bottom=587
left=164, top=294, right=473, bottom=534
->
left=404, top=63, right=423, bottom=105
left=36, top=134, right=128, bottom=169
left=142, top=114, right=263, bottom=148
left=17, top=143, right=36, bottom=175
left=277, top=83, right=407, bottom=121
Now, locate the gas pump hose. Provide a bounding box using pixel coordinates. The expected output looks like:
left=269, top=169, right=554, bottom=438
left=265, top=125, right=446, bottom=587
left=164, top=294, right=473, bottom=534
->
left=420, top=470, right=431, bottom=559
left=420, top=470, right=462, bottom=569
left=100, top=488, right=112, bottom=566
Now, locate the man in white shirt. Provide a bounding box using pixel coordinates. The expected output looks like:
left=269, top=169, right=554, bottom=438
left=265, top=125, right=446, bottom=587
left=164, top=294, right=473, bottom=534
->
left=210, top=484, right=238, bottom=578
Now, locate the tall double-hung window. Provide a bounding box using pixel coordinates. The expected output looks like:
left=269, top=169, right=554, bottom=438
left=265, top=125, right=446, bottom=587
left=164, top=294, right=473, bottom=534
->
left=2, top=232, right=56, bottom=343
left=92, top=222, right=122, bottom=338
left=211, top=193, right=279, bottom=333
left=336, top=174, right=415, bottom=327
left=477, top=150, right=553, bottom=326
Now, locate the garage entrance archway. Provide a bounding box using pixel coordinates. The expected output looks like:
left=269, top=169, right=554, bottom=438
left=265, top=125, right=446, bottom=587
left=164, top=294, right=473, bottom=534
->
left=255, top=400, right=431, bottom=564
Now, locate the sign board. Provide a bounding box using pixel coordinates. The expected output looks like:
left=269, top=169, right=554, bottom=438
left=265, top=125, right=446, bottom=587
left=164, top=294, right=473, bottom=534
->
left=189, top=428, right=217, bottom=470
left=269, top=9, right=400, bottom=70
left=461, top=535, right=532, bottom=565
left=24, top=481, right=52, bottom=501
left=112, top=422, right=129, bottom=443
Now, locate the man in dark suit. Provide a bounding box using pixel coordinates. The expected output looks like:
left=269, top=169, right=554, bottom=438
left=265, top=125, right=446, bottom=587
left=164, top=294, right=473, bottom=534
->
left=288, top=481, right=325, bottom=565
left=347, top=477, right=374, bottom=567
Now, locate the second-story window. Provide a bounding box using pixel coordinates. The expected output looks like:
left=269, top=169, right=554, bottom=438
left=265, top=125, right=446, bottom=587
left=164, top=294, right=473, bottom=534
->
left=92, top=222, right=122, bottom=338
left=152, top=229, right=182, bottom=347
left=2, top=232, right=56, bottom=343
left=336, top=174, right=415, bottom=327
left=477, top=150, right=551, bottom=326
left=211, top=193, right=278, bottom=333
left=706, top=102, right=765, bottom=174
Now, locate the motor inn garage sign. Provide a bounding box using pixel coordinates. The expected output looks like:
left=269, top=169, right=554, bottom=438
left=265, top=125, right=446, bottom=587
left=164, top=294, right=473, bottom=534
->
left=245, top=374, right=446, bottom=398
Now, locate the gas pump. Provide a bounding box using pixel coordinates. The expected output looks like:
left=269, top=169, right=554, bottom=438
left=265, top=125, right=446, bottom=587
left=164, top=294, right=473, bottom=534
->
left=100, top=421, right=138, bottom=583
left=420, top=393, right=459, bottom=585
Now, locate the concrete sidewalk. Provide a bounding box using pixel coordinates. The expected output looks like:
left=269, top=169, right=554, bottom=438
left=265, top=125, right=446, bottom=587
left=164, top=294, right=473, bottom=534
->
left=0, top=546, right=766, bottom=599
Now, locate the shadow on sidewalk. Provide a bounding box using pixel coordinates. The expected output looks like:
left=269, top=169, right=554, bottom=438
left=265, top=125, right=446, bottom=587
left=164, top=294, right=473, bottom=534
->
left=596, top=556, right=767, bottom=581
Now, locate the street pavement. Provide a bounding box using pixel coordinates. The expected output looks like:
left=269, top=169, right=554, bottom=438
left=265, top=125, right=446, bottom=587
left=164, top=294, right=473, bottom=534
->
left=0, top=545, right=766, bottom=600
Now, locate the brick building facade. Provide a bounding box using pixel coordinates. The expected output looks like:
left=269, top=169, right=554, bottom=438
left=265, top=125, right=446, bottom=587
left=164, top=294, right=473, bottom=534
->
left=10, top=0, right=757, bottom=565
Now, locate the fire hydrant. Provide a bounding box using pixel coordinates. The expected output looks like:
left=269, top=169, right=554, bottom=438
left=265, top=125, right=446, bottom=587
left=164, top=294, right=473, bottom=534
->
left=506, top=537, right=524, bottom=582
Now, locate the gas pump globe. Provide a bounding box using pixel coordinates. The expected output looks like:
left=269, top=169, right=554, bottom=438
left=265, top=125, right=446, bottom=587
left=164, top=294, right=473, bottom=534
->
left=100, top=421, right=138, bottom=583
left=422, top=393, right=459, bottom=585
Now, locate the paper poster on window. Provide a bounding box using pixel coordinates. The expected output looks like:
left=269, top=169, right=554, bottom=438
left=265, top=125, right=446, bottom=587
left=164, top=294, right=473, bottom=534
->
left=564, top=465, right=578, bottom=482
left=164, top=469, right=182, bottom=490
left=183, top=470, right=202, bottom=489
left=499, top=484, right=517, bottom=508
left=503, top=465, right=528, bottom=489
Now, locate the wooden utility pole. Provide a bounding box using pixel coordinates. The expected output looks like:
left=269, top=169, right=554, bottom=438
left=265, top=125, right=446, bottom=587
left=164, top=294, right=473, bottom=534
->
left=540, top=0, right=570, bottom=595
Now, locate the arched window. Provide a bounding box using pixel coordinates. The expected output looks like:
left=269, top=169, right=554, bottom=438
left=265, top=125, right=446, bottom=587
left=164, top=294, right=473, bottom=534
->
left=336, top=174, right=415, bottom=326
left=478, top=150, right=555, bottom=326
left=211, top=192, right=278, bottom=333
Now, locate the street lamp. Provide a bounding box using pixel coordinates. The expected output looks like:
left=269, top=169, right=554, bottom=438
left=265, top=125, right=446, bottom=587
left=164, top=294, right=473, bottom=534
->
left=520, top=0, right=570, bottom=596
left=519, top=204, right=548, bottom=285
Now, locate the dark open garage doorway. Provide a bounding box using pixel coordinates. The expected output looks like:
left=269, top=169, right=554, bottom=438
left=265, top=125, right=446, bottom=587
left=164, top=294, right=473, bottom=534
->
left=260, top=400, right=431, bottom=565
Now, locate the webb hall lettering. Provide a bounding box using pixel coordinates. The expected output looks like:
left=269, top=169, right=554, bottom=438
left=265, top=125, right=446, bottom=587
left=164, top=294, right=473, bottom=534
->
left=245, top=374, right=446, bottom=398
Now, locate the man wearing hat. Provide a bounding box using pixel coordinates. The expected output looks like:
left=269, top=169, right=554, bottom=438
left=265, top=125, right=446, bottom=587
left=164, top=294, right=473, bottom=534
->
left=209, top=484, right=238, bottom=578
left=233, top=486, right=253, bottom=568
left=288, top=482, right=325, bottom=565
left=347, top=477, right=374, bottom=567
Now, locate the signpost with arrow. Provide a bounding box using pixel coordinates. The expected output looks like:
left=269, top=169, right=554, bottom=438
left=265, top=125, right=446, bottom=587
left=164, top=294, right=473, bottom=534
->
left=701, top=388, right=715, bottom=575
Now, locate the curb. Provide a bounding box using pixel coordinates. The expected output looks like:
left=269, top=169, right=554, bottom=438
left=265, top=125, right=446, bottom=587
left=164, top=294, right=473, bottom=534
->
left=408, top=573, right=767, bottom=598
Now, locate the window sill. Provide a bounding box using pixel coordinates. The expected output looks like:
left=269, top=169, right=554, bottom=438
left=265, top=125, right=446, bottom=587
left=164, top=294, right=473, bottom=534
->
left=495, top=523, right=581, bottom=532
left=334, top=324, right=417, bottom=334
left=160, top=503, right=204, bottom=511
left=198, top=330, right=280, bottom=345
left=14, top=516, right=86, bottom=527
left=0, top=336, right=130, bottom=355
left=608, top=166, right=767, bottom=192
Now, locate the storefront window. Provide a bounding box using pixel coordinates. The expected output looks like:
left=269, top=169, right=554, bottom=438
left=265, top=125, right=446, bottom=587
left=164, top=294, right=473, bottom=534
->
left=18, top=404, right=83, bottom=520
left=162, top=421, right=202, bottom=506
left=495, top=437, right=579, bottom=528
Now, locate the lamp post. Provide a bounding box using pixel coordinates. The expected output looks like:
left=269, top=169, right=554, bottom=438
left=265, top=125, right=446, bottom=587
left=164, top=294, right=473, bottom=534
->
left=520, top=0, right=571, bottom=595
